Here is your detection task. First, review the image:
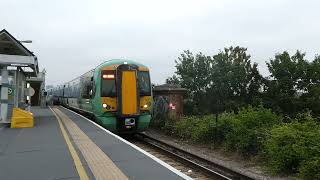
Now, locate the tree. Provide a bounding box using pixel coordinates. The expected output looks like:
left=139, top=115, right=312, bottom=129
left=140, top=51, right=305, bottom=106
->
left=167, top=50, right=212, bottom=114
left=301, top=56, right=320, bottom=116
left=209, top=46, right=263, bottom=114
left=167, top=48, right=320, bottom=118
left=167, top=46, right=263, bottom=115
left=166, top=75, right=180, bottom=85
left=265, top=51, right=309, bottom=115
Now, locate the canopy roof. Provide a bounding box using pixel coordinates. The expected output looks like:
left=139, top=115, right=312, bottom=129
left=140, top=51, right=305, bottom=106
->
left=0, top=29, right=39, bottom=77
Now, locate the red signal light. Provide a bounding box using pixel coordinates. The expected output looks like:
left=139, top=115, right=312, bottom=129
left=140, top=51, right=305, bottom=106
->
left=169, top=103, right=176, bottom=110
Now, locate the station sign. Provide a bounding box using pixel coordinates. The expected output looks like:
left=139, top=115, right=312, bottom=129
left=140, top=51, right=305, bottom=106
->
left=8, top=87, right=13, bottom=95
left=25, top=87, right=35, bottom=97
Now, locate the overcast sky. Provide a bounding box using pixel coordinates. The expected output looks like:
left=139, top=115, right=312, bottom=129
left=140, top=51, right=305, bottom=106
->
left=1, top=0, right=319, bottom=86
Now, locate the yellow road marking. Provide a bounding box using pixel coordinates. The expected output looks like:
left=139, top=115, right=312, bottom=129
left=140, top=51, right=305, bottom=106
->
left=49, top=107, right=89, bottom=180
left=53, top=107, right=128, bottom=180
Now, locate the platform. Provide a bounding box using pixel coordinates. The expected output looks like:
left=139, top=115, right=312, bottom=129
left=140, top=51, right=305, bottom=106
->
left=0, top=106, right=190, bottom=180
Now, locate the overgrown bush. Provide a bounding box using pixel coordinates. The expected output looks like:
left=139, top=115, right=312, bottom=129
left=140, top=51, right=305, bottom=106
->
left=210, top=113, right=235, bottom=144
left=164, top=48, right=320, bottom=178
left=162, top=107, right=320, bottom=178
left=298, top=157, right=320, bottom=180
left=165, top=106, right=281, bottom=154
left=264, top=117, right=320, bottom=177
left=224, top=106, right=281, bottom=154
left=161, top=118, right=176, bottom=134
left=172, top=115, right=214, bottom=141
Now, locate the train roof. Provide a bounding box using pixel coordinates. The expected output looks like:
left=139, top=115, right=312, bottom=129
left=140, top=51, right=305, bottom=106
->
left=54, top=59, right=149, bottom=87
left=96, top=59, right=148, bottom=69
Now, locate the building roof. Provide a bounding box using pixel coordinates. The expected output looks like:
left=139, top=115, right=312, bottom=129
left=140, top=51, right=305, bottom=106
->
left=0, top=29, right=39, bottom=77
left=0, top=29, right=34, bottom=56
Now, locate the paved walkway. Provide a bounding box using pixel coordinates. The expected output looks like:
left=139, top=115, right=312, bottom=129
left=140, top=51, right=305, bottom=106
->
left=0, top=106, right=189, bottom=180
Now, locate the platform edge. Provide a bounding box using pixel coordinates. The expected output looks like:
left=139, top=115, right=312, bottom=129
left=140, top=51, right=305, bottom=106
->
left=60, top=106, right=192, bottom=180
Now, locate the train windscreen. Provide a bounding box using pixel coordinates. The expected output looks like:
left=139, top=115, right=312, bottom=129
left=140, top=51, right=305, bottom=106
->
left=101, top=71, right=116, bottom=97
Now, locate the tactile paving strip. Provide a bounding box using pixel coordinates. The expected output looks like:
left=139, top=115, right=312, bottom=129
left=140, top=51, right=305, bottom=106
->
left=53, top=108, right=128, bottom=180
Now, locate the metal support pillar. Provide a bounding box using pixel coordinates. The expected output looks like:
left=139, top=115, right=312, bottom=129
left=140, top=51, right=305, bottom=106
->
left=14, top=70, right=18, bottom=108
left=0, top=66, right=9, bottom=123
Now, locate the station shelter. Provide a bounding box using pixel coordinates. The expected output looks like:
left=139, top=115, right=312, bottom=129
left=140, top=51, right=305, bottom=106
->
left=0, top=29, right=43, bottom=126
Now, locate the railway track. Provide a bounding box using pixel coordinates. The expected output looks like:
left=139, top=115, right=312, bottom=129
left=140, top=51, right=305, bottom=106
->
left=64, top=106, right=252, bottom=180
left=132, top=133, right=253, bottom=180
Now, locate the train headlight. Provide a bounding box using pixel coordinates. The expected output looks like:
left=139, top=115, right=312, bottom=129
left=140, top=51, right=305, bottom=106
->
left=102, top=103, right=107, bottom=108
left=143, top=104, right=148, bottom=108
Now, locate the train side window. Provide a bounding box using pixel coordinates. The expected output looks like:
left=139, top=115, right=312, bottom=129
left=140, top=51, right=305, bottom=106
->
left=81, top=85, right=87, bottom=98
left=92, top=78, right=96, bottom=97
left=86, top=83, right=93, bottom=98
left=81, top=78, right=93, bottom=99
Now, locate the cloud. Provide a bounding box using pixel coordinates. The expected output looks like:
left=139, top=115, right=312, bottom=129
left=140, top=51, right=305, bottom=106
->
left=1, top=0, right=320, bottom=85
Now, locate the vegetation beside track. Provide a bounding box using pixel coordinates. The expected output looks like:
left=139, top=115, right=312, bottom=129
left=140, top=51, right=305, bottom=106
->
left=161, top=47, right=320, bottom=179
left=161, top=108, right=320, bottom=179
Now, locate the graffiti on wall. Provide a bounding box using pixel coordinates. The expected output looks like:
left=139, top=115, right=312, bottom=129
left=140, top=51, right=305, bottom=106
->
left=152, top=95, right=169, bottom=121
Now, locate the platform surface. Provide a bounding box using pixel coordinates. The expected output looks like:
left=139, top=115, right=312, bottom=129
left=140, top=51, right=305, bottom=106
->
left=0, top=106, right=188, bottom=180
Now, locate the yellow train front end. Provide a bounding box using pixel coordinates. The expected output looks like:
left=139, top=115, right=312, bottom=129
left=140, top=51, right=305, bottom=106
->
left=95, top=61, right=152, bottom=134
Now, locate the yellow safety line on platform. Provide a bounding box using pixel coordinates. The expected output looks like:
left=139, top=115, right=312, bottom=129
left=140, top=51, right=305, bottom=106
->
left=52, top=107, right=128, bottom=180
left=49, top=107, right=89, bottom=180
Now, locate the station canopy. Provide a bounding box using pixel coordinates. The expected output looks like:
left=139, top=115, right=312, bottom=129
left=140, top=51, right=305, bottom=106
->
left=0, top=29, right=39, bottom=77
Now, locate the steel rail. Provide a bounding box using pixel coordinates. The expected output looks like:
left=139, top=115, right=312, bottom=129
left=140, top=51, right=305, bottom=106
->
left=136, top=133, right=254, bottom=180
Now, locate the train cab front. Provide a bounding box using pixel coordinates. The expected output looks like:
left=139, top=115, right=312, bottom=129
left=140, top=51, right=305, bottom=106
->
left=99, top=63, right=152, bottom=134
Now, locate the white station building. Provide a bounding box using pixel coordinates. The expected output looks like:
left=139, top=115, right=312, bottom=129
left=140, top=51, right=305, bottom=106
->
left=0, top=29, right=45, bottom=126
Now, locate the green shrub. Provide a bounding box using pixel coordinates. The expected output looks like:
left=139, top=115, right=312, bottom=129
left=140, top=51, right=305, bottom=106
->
left=167, top=106, right=281, bottom=155
left=298, top=157, right=320, bottom=180
left=224, top=106, right=281, bottom=154
left=209, top=113, right=235, bottom=144
left=162, top=118, right=176, bottom=134
left=174, top=116, right=197, bottom=139
left=172, top=114, right=236, bottom=143
left=264, top=124, right=303, bottom=174
left=189, top=115, right=213, bottom=141
left=162, top=107, right=320, bottom=178
left=264, top=119, right=320, bottom=175
left=173, top=115, right=215, bottom=141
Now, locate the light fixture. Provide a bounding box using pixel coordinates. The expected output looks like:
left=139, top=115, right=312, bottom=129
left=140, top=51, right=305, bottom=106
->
left=19, top=40, right=32, bottom=43
left=102, top=103, right=107, bottom=108
left=143, top=104, right=148, bottom=108
left=102, top=74, right=115, bottom=79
